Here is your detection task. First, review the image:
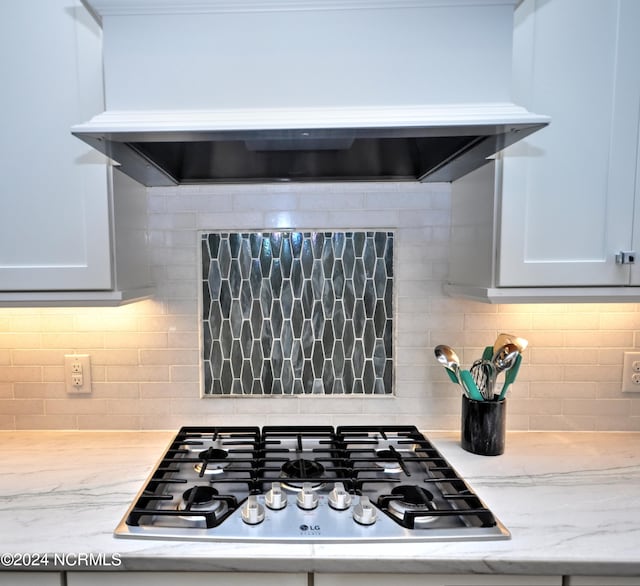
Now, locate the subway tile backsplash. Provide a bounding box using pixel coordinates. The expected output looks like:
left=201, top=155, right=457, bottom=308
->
left=1, top=182, right=640, bottom=430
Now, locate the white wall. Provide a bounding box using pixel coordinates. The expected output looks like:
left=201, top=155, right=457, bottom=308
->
left=1, top=182, right=639, bottom=431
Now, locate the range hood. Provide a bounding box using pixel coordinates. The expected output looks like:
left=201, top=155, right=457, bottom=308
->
left=73, top=0, right=549, bottom=186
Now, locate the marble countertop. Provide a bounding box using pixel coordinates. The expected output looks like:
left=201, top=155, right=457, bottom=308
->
left=1, top=429, right=639, bottom=576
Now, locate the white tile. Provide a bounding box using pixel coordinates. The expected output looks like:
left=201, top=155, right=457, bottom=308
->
left=166, top=193, right=233, bottom=213
left=15, top=414, right=77, bottom=430
left=45, top=398, right=109, bottom=415
left=78, top=414, right=142, bottom=430
left=233, top=193, right=298, bottom=211
left=14, top=383, right=66, bottom=400
left=170, top=365, right=200, bottom=382
left=298, top=193, right=364, bottom=210
left=0, top=383, right=13, bottom=399
left=263, top=210, right=331, bottom=228
left=140, top=382, right=197, bottom=399
left=0, top=399, right=44, bottom=415
left=562, top=398, right=632, bottom=417
left=104, top=332, right=168, bottom=349
left=11, top=350, right=63, bottom=366
left=107, top=366, right=170, bottom=382
left=0, top=366, right=42, bottom=383
left=41, top=332, right=105, bottom=348
left=196, top=211, right=264, bottom=229
left=139, top=349, right=197, bottom=366
left=148, top=212, right=196, bottom=230
left=0, top=333, right=41, bottom=349
left=327, top=209, right=398, bottom=228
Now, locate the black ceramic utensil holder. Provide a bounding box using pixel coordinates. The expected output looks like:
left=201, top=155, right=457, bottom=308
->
left=461, top=395, right=506, bottom=456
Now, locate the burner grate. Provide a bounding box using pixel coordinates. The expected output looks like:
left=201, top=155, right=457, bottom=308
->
left=119, top=425, right=507, bottom=541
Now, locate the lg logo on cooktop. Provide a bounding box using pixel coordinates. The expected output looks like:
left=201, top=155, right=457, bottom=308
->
left=299, top=524, right=321, bottom=532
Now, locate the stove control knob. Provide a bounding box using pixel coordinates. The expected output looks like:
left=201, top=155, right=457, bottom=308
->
left=241, top=495, right=266, bottom=525
left=352, top=496, right=377, bottom=526
left=265, top=482, right=287, bottom=510
left=328, top=482, right=352, bottom=510
left=296, top=482, right=319, bottom=510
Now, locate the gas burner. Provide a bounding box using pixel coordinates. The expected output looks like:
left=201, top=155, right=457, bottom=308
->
left=384, top=485, right=439, bottom=528
left=280, top=459, right=325, bottom=491
left=194, top=448, right=229, bottom=476
left=374, top=449, right=403, bottom=474
left=180, top=485, right=218, bottom=506
left=177, top=485, right=226, bottom=518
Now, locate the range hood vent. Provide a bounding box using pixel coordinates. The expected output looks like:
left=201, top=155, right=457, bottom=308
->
left=73, top=105, right=547, bottom=185
left=73, top=0, right=549, bottom=186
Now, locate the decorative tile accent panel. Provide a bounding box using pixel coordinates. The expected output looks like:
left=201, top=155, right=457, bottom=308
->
left=201, top=231, right=394, bottom=395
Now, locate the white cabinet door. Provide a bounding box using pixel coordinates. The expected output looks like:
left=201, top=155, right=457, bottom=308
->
left=497, top=0, right=640, bottom=287
left=315, top=574, right=561, bottom=586
left=0, top=0, right=112, bottom=291
left=67, top=572, right=307, bottom=586
left=0, top=573, right=61, bottom=585
left=629, top=120, right=640, bottom=286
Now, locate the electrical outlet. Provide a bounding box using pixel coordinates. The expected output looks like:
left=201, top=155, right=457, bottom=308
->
left=622, top=352, right=640, bottom=392
left=64, top=354, right=92, bottom=394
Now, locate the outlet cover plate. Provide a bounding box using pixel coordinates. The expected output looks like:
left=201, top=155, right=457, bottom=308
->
left=64, top=354, right=92, bottom=394
left=622, top=351, right=640, bottom=393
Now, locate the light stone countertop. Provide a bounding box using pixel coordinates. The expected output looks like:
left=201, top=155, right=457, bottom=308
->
left=0, top=430, right=639, bottom=576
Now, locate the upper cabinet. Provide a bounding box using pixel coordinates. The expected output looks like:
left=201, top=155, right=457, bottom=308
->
left=447, top=0, right=640, bottom=303
left=0, top=0, right=152, bottom=306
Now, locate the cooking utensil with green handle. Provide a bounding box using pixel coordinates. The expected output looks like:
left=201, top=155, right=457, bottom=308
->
left=442, top=366, right=460, bottom=385
left=434, top=345, right=463, bottom=383
left=497, top=353, right=522, bottom=400
left=460, top=369, right=485, bottom=402
left=493, top=333, right=528, bottom=356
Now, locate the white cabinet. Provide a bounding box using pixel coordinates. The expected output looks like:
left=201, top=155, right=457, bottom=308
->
left=568, top=578, right=640, bottom=585
left=0, top=573, right=61, bottom=586
left=66, top=572, right=307, bottom=586
left=446, top=0, right=640, bottom=303
left=0, top=0, right=152, bottom=306
left=315, top=574, right=561, bottom=586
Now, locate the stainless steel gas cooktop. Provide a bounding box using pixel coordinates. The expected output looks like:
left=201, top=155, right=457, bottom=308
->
left=115, top=426, right=509, bottom=543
